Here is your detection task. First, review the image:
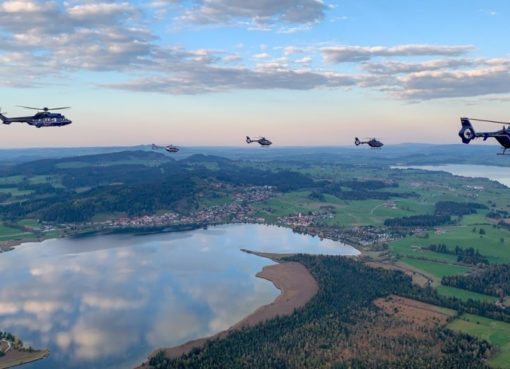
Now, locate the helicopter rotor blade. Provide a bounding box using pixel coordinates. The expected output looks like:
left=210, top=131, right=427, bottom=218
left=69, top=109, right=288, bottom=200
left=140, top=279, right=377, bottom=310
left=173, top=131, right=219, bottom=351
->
left=17, top=106, right=70, bottom=111
left=17, top=106, right=41, bottom=110
left=468, top=118, right=510, bottom=125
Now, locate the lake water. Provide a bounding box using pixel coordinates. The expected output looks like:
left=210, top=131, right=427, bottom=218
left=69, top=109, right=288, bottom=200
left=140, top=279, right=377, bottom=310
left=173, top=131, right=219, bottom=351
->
left=393, top=164, right=510, bottom=187
left=0, top=224, right=358, bottom=369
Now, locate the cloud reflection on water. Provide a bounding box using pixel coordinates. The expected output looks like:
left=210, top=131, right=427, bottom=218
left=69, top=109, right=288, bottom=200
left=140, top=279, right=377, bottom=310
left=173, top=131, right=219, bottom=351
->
left=0, top=224, right=357, bottom=368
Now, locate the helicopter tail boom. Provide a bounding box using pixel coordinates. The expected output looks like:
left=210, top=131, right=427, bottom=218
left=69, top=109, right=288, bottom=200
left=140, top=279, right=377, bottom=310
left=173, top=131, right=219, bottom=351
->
left=0, top=108, right=7, bottom=123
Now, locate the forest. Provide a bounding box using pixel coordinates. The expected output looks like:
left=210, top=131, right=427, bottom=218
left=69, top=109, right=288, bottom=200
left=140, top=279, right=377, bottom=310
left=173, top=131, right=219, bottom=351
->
left=384, top=214, right=452, bottom=227
left=148, top=255, right=493, bottom=369
left=434, top=201, right=488, bottom=216
left=442, top=264, right=510, bottom=298
left=424, top=244, right=489, bottom=265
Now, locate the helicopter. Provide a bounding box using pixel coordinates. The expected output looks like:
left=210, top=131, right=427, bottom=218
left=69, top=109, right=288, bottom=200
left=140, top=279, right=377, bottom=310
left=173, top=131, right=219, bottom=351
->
left=354, top=137, right=384, bottom=148
left=152, top=143, right=180, bottom=153
left=246, top=136, right=272, bottom=146
left=459, top=117, right=510, bottom=155
left=0, top=106, right=72, bottom=128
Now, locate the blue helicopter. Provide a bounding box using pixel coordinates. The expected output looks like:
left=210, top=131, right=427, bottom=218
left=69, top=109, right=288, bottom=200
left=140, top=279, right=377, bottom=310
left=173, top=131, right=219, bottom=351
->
left=0, top=106, right=72, bottom=128
left=459, top=117, right=510, bottom=155
left=246, top=136, right=272, bottom=146
left=152, top=143, right=180, bottom=153
left=354, top=137, right=384, bottom=148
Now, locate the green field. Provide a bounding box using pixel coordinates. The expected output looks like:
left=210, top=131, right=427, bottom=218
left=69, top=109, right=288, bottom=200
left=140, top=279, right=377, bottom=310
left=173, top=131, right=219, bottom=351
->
left=0, top=223, right=35, bottom=241
left=391, top=224, right=510, bottom=264
left=448, top=314, right=510, bottom=368
left=436, top=285, right=497, bottom=302
left=29, top=175, right=65, bottom=188
left=255, top=191, right=421, bottom=225
left=0, top=175, right=24, bottom=185
left=0, top=187, right=34, bottom=196
left=400, top=257, right=471, bottom=279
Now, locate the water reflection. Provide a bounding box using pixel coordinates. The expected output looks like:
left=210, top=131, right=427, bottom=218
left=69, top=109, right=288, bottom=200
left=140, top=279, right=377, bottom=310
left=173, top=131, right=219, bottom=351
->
left=0, top=224, right=358, bottom=369
left=393, top=164, right=510, bottom=188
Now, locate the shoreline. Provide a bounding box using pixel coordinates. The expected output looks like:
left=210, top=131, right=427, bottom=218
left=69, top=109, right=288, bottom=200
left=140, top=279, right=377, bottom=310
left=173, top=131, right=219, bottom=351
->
left=0, top=349, right=49, bottom=369
left=137, top=258, right=318, bottom=366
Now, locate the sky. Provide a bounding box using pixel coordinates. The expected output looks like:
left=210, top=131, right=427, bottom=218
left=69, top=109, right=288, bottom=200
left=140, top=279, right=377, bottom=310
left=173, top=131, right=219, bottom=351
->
left=1, top=0, right=510, bottom=147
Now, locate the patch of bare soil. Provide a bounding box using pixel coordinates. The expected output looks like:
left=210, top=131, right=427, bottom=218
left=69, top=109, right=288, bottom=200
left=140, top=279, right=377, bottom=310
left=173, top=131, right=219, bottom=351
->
left=374, top=295, right=455, bottom=327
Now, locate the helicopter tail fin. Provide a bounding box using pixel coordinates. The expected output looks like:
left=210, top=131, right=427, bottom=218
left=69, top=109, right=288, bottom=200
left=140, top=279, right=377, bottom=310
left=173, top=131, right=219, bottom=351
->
left=354, top=137, right=361, bottom=146
left=0, top=108, right=6, bottom=123
left=246, top=136, right=253, bottom=144
left=459, top=117, right=476, bottom=144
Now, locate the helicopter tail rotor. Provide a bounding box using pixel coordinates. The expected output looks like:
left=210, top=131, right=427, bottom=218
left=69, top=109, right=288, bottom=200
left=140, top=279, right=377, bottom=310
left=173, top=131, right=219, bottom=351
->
left=246, top=136, right=253, bottom=144
left=354, top=137, right=361, bottom=146
left=459, top=117, right=476, bottom=144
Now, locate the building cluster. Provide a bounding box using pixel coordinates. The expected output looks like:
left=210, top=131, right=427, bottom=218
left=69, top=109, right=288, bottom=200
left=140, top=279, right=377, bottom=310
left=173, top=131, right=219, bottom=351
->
left=95, top=185, right=274, bottom=230
left=232, top=185, right=275, bottom=203
left=292, top=224, right=393, bottom=247
left=277, top=210, right=335, bottom=227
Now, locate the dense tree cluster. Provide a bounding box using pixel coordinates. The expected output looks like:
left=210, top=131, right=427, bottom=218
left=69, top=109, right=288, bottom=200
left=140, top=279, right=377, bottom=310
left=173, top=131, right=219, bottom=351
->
left=434, top=201, right=487, bottom=216
left=442, top=264, right=510, bottom=298
left=384, top=214, right=452, bottom=227
left=315, top=180, right=417, bottom=201
left=148, top=256, right=492, bottom=369
left=487, top=210, right=510, bottom=219
left=424, top=244, right=489, bottom=265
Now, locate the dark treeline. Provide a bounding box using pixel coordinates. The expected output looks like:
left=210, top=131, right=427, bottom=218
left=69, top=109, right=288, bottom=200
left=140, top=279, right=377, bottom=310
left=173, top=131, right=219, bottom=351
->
left=434, top=201, right=488, bottom=216
left=384, top=214, right=452, bottom=227
left=0, top=153, right=318, bottom=222
left=315, top=180, right=417, bottom=201
left=487, top=210, right=510, bottom=219
left=337, top=180, right=398, bottom=190
left=424, top=244, right=489, bottom=265
left=402, top=283, right=510, bottom=323
left=442, top=264, right=510, bottom=298
left=149, top=256, right=492, bottom=369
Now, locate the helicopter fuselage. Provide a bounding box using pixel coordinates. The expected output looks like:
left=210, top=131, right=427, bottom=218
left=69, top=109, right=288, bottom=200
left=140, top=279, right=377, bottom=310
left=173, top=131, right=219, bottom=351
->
left=366, top=139, right=384, bottom=148
left=355, top=137, right=383, bottom=148
left=246, top=136, right=272, bottom=146
left=1, top=112, right=72, bottom=128
left=494, top=131, right=510, bottom=148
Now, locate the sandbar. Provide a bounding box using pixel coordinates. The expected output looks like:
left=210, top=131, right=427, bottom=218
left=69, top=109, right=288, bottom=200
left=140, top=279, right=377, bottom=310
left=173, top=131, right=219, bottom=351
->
left=139, top=260, right=318, bottom=365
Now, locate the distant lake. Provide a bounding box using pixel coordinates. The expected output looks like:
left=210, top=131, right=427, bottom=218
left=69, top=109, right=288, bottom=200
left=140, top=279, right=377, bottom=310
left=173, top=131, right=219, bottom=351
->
left=393, top=164, right=510, bottom=188
left=0, top=224, right=358, bottom=369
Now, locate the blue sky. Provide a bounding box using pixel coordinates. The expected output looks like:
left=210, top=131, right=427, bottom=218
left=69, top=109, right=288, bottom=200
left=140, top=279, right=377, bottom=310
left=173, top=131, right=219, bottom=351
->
left=1, top=0, right=510, bottom=147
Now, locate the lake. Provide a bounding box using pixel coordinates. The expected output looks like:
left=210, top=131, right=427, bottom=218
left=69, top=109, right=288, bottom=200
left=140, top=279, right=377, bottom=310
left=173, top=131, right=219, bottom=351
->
left=0, top=223, right=358, bottom=369
left=393, top=164, right=510, bottom=187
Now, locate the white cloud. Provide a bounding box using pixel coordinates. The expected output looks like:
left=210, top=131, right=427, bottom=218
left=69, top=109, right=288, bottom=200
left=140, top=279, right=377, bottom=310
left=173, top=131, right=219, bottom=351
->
left=254, top=52, right=270, bottom=59
left=295, top=56, right=312, bottom=64
left=178, top=0, right=327, bottom=27
left=395, top=67, right=510, bottom=100
left=322, top=44, right=475, bottom=63
left=0, top=2, right=508, bottom=102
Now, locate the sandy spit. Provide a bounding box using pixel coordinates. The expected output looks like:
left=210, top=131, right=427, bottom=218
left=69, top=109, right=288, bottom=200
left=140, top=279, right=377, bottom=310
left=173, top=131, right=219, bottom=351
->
left=137, top=261, right=318, bottom=366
